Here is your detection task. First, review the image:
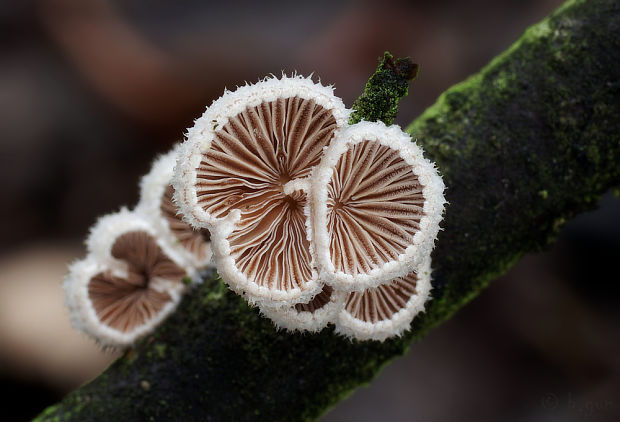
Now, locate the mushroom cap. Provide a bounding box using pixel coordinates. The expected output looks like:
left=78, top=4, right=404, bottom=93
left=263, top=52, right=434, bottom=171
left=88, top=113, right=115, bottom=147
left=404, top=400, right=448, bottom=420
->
left=68, top=209, right=194, bottom=347
left=260, top=284, right=347, bottom=332
left=136, top=148, right=213, bottom=269
left=173, top=75, right=349, bottom=306
left=310, top=121, right=445, bottom=292
left=335, top=258, right=432, bottom=342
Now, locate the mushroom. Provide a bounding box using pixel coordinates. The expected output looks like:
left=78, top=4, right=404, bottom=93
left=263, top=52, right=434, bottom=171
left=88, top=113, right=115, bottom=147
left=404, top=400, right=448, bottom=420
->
left=335, top=258, right=432, bottom=341
left=65, top=209, right=194, bottom=347
left=310, top=121, right=445, bottom=292
left=173, top=75, right=349, bottom=306
left=260, top=284, right=347, bottom=332
left=136, top=148, right=213, bottom=269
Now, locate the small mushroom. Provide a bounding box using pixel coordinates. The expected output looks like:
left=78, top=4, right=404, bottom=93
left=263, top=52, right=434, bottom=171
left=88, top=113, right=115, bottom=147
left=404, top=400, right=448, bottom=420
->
left=173, top=75, right=349, bottom=306
left=335, top=258, right=432, bottom=341
left=65, top=209, right=194, bottom=347
left=310, top=121, right=445, bottom=292
left=136, top=149, right=212, bottom=269
left=260, top=284, right=347, bottom=332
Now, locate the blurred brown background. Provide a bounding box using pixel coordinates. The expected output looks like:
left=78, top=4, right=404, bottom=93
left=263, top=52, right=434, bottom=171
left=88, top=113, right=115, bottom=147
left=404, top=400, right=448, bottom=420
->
left=1, top=0, right=618, bottom=421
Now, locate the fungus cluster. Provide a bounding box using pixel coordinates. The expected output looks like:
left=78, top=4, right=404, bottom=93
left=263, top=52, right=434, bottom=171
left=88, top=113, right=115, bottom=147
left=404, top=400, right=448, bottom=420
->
left=174, top=75, right=445, bottom=341
left=64, top=74, right=444, bottom=345
left=64, top=151, right=213, bottom=347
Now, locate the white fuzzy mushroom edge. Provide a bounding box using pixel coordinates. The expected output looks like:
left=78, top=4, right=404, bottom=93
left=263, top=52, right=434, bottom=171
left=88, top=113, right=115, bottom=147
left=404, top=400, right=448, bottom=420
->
left=65, top=208, right=195, bottom=347
left=309, top=120, right=446, bottom=292
left=135, top=147, right=213, bottom=270
left=335, top=257, right=433, bottom=342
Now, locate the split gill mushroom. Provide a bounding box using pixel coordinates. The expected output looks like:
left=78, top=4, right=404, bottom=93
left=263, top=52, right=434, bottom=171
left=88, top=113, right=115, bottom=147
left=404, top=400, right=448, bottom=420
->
left=65, top=209, right=194, bottom=347
left=260, top=121, right=444, bottom=337
left=173, top=75, right=349, bottom=307
left=136, top=148, right=213, bottom=270
left=335, top=258, right=432, bottom=341
left=310, top=121, right=446, bottom=292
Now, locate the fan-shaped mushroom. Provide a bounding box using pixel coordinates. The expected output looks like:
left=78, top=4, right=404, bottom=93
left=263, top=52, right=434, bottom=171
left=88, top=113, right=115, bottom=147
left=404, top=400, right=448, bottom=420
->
left=173, top=75, right=349, bottom=306
left=335, top=258, right=432, bottom=341
left=136, top=149, right=212, bottom=269
left=310, top=121, right=445, bottom=292
left=65, top=210, right=194, bottom=347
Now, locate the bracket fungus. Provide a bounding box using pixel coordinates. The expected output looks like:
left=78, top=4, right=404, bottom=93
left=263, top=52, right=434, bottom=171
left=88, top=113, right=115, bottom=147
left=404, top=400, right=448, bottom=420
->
left=173, top=75, right=349, bottom=307
left=136, top=149, right=213, bottom=269
left=260, top=121, right=444, bottom=337
left=62, top=68, right=444, bottom=345
left=310, top=121, right=445, bottom=292
left=65, top=209, right=195, bottom=347
left=335, top=258, right=432, bottom=341
left=169, top=76, right=445, bottom=339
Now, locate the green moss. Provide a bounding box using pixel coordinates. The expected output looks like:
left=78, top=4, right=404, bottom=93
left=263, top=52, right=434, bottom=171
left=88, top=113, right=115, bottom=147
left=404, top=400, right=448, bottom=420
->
left=31, top=406, right=61, bottom=422
left=349, top=51, right=419, bottom=125
left=586, top=145, right=601, bottom=165
left=154, top=344, right=166, bottom=359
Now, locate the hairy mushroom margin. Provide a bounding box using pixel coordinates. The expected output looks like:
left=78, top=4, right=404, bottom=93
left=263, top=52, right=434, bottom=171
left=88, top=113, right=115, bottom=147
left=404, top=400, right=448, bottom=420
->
left=260, top=284, right=348, bottom=332
left=136, top=148, right=213, bottom=270
left=335, top=258, right=432, bottom=341
left=65, top=210, right=195, bottom=347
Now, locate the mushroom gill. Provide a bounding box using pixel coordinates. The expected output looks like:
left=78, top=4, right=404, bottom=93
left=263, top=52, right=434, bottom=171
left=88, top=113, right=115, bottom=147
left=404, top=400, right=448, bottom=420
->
left=336, top=259, right=432, bottom=341
left=343, top=273, right=417, bottom=324
left=294, top=284, right=334, bottom=313
left=160, top=184, right=211, bottom=262
left=88, top=231, right=186, bottom=333
left=327, top=139, right=425, bottom=276
left=195, top=96, right=338, bottom=293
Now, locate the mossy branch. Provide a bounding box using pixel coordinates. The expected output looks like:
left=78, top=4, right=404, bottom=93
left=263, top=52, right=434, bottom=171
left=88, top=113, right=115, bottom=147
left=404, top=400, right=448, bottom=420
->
left=34, top=0, right=620, bottom=420
left=349, top=51, right=419, bottom=125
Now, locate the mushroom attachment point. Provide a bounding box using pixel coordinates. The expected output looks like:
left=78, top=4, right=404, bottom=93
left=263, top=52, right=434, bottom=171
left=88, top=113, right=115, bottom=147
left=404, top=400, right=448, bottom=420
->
left=335, top=258, right=432, bottom=341
left=173, top=75, right=349, bottom=307
left=310, top=121, right=445, bottom=291
left=136, top=149, right=213, bottom=270
left=260, top=284, right=347, bottom=332
left=65, top=210, right=194, bottom=348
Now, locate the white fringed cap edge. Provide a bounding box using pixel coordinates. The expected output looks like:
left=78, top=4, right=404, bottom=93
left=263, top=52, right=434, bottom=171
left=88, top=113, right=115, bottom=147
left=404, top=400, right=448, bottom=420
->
left=171, top=74, right=350, bottom=307
left=86, top=208, right=193, bottom=275
left=260, top=285, right=348, bottom=332
left=67, top=209, right=196, bottom=348
left=310, top=121, right=446, bottom=292
left=334, top=258, right=433, bottom=342
left=135, top=146, right=214, bottom=270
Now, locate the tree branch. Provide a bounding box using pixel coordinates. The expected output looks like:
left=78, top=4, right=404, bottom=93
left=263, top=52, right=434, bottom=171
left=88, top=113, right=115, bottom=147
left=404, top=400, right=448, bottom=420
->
left=35, top=0, right=620, bottom=420
left=349, top=51, right=419, bottom=125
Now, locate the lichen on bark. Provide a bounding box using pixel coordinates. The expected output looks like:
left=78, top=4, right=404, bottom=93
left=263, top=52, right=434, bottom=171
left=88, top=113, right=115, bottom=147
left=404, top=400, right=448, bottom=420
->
left=34, top=0, right=620, bottom=420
